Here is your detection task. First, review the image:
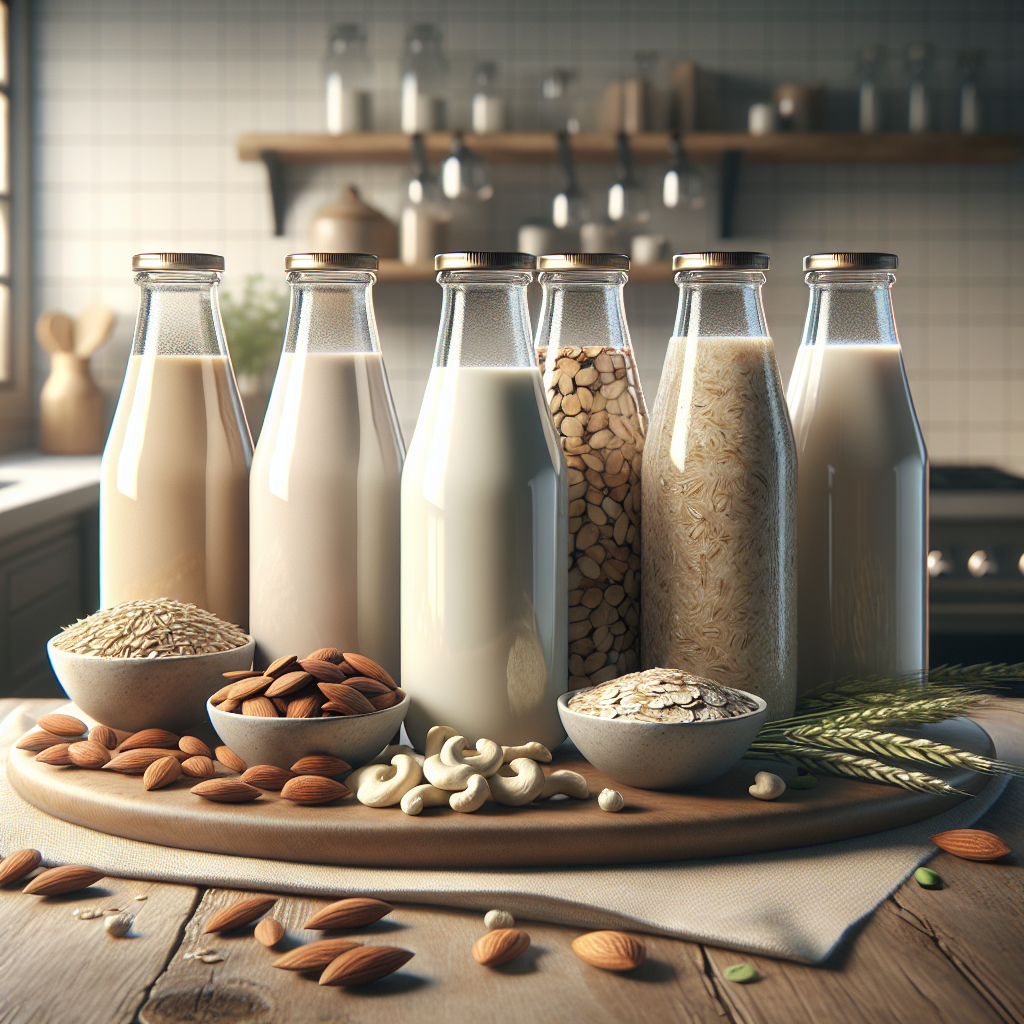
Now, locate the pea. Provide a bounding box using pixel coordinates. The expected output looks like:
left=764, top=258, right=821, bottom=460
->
left=914, top=867, right=942, bottom=889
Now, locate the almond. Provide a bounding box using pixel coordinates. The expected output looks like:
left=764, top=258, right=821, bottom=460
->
left=16, top=729, right=67, bottom=751
left=215, top=746, right=247, bottom=773
left=23, top=864, right=105, bottom=896
left=228, top=675, right=273, bottom=701
left=144, top=756, right=182, bottom=790
left=571, top=930, right=646, bottom=971
left=210, top=682, right=237, bottom=704
left=36, top=743, right=73, bottom=765
left=306, top=647, right=345, bottom=665
left=273, top=937, right=363, bottom=971
left=0, top=849, right=41, bottom=885
left=179, top=736, right=213, bottom=758
left=218, top=698, right=241, bottom=713
left=369, top=690, right=400, bottom=711
left=119, top=729, right=180, bottom=752
left=242, top=696, right=278, bottom=717
left=241, top=765, right=297, bottom=790
left=472, top=927, right=531, bottom=967
left=930, top=828, right=1012, bottom=862
left=281, top=776, right=350, bottom=806
left=191, top=778, right=261, bottom=803
left=68, top=740, right=112, bottom=769
left=316, top=683, right=376, bottom=716
left=254, top=918, right=285, bottom=947
left=105, top=749, right=187, bottom=774
left=222, top=669, right=262, bottom=680
left=90, top=726, right=119, bottom=749
left=204, top=895, right=277, bottom=933
left=265, top=670, right=314, bottom=698
left=304, top=897, right=393, bottom=930
left=181, top=755, right=217, bottom=778
left=37, top=713, right=87, bottom=737
left=319, top=946, right=413, bottom=987
left=342, top=676, right=392, bottom=698
left=289, top=755, right=351, bottom=777
left=272, top=698, right=289, bottom=715
left=342, top=653, right=397, bottom=690
left=300, top=659, right=350, bottom=686
left=266, top=654, right=299, bottom=677
left=286, top=693, right=323, bottom=718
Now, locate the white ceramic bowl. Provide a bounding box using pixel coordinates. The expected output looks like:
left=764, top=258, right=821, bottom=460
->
left=207, top=690, right=409, bottom=771
left=47, top=635, right=256, bottom=734
left=557, top=687, right=768, bottom=790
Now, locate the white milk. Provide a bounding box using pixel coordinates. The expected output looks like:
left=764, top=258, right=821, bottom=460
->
left=787, top=342, right=927, bottom=687
left=249, top=351, right=404, bottom=677
left=401, top=366, right=568, bottom=750
left=101, top=354, right=251, bottom=628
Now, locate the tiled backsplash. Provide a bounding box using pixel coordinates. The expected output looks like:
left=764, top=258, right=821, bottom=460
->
left=34, top=0, right=1024, bottom=472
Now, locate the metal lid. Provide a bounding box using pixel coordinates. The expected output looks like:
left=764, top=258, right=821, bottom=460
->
left=435, top=252, right=537, bottom=271
left=803, top=252, right=898, bottom=271
left=536, top=253, right=630, bottom=272
left=132, top=252, right=225, bottom=272
left=672, top=252, right=770, bottom=271
left=285, top=252, right=378, bottom=271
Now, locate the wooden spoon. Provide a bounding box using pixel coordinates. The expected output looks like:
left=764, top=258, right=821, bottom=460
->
left=74, top=304, right=115, bottom=359
left=35, top=311, right=74, bottom=354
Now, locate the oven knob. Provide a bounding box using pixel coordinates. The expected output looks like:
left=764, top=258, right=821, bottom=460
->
left=927, top=550, right=952, bottom=577
left=967, top=550, right=998, bottom=578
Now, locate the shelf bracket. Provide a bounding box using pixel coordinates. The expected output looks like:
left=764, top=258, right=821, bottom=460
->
left=719, top=149, right=742, bottom=238
left=260, top=149, right=287, bottom=236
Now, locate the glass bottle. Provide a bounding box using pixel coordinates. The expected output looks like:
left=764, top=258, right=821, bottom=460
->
left=401, top=252, right=567, bottom=750
left=535, top=254, right=647, bottom=689
left=400, top=24, right=449, bottom=134
left=324, top=24, right=372, bottom=134
left=101, top=253, right=252, bottom=628
left=249, top=254, right=405, bottom=675
left=641, top=252, right=797, bottom=720
left=786, top=253, right=927, bottom=691
left=906, top=43, right=930, bottom=133
left=471, top=61, right=504, bottom=133
left=857, top=45, right=883, bottom=134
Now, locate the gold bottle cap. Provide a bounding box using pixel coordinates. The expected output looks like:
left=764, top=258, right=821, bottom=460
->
left=285, top=253, right=378, bottom=271
left=434, top=252, right=536, bottom=271
left=803, top=252, right=898, bottom=271
left=672, top=252, right=769, bottom=271
left=536, top=253, right=630, bottom=272
left=132, top=253, right=225, bottom=272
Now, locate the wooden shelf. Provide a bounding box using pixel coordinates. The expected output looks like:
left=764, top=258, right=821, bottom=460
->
left=374, top=259, right=673, bottom=284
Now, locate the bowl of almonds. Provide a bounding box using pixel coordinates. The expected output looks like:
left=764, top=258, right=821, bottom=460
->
left=207, top=647, right=408, bottom=771
left=557, top=668, right=767, bottom=789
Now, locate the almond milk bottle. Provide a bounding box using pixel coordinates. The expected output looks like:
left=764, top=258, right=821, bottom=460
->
left=250, top=254, right=405, bottom=676
left=401, top=252, right=568, bottom=750
left=101, top=253, right=252, bottom=628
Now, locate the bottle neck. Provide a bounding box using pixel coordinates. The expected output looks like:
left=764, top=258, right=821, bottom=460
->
left=285, top=270, right=380, bottom=355
left=132, top=271, right=227, bottom=356
left=672, top=270, right=769, bottom=340
left=434, top=270, right=534, bottom=368
left=534, top=271, right=632, bottom=351
left=800, top=270, right=899, bottom=347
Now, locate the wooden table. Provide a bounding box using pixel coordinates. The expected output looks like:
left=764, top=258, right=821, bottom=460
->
left=2, top=697, right=1022, bottom=1024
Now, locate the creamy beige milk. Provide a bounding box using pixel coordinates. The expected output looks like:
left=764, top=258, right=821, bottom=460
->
left=401, top=366, right=568, bottom=750
left=787, top=343, right=927, bottom=689
left=101, top=354, right=251, bottom=629
left=249, top=352, right=404, bottom=677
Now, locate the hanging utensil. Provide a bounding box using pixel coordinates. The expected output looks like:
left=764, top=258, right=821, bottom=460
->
left=552, top=131, right=590, bottom=229
left=73, top=304, right=115, bottom=360
left=662, top=133, right=706, bottom=211
left=35, top=311, right=75, bottom=355
left=441, top=132, right=493, bottom=202
left=607, top=132, right=650, bottom=227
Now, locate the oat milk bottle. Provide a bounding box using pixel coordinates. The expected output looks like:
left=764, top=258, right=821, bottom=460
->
left=641, top=252, right=797, bottom=720
left=535, top=253, right=647, bottom=690
left=250, top=253, right=405, bottom=676
left=402, top=252, right=568, bottom=750
left=101, top=253, right=252, bottom=628
left=787, top=252, right=927, bottom=691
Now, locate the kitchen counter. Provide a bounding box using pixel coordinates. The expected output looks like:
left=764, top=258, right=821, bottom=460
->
left=0, top=453, right=101, bottom=543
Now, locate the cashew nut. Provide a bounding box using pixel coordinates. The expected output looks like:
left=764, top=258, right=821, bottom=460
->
left=440, top=735, right=503, bottom=777
left=347, top=754, right=422, bottom=807
left=501, top=742, right=552, bottom=764
left=537, top=769, right=589, bottom=801
left=400, top=783, right=450, bottom=815
left=423, top=754, right=477, bottom=791
left=484, top=909, right=515, bottom=930
left=487, top=757, right=546, bottom=806
left=598, top=788, right=624, bottom=812
left=748, top=771, right=786, bottom=801
left=449, top=774, right=490, bottom=812
left=424, top=725, right=460, bottom=759
left=376, top=743, right=425, bottom=768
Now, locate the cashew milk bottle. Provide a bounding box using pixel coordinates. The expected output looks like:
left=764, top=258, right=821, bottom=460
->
left=250, top=254, right=404, bottom=677
left=402, top=252, right=568, bottom=750
left=101, top=253, right=252, bottom=627
left=786, top=252, right=927, bottom=691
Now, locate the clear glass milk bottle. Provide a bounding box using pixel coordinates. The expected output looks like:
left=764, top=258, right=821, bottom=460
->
left=641, top=252, right=797, bottom=720
left=402, top=252, right=568, bottom=750
left=101, top=253, right=252, bottom=628
left=249, top=254, right=405, bottom=675
left=535, top=254, right=647, bottom=689
left=787, top=253, right=927, bottom=691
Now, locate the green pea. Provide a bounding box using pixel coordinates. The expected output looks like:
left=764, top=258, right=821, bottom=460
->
left=724, top=964, right=762, bottom=983
left=914, top=867, right=942, bottom=889
left=788, top=775, right=818, bottom=790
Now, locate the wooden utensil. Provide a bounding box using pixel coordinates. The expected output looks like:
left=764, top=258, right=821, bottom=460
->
left=74, top=304, right=115, bottom=359
left=35, top=311, right=75, bottom=354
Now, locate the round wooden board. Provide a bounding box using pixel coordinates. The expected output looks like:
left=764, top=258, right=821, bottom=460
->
left=7, top=719, right=993, bottom=870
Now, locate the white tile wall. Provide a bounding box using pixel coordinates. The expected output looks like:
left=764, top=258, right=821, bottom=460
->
left=32, top=0, right=1024, bottom=472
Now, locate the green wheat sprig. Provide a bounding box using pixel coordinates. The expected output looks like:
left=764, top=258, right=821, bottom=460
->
left=759, top=695, right=993, bottom=735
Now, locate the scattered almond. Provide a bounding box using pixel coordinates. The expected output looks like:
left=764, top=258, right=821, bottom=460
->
left=0, top=849, right=41, bottom=885
left=214, top=746, right=246, bottom=773
left=181, top=756, right=217, bottom=778
left=319, top=946, right=414, bottom=987
left=179, top=736, right=213, bottom=759
left=90, top=726, right=119, bottom=749
left=37, top=713, right=87, bottom=737
left=105, top=749, right=187, bottom=775
left=191, top=778, right=261, bottom=803
left=930, top=828, right=1012, bottom=862
left=571, top=930, right=646, bottom=971
left=241, top=765, right=297, bottom=790
left=254, top=918, right=285, bottom=947
left=273, top=937, right=362, bottom=971
left=15, top=729, right=67, bottom=751
left=144, top=756, right=183, bottom=790
left=68, top=740, right=112, bottom=769
left=119, top=729, right=180, bottom=752
left=35, top=743, right=73, bottom=766
left=342, top=653, right=397, bottom=690
left=242, top=696, right=279, bottom=718
left=281, top=776, right=350, bottom=806
left=204, top=896, right=277, bottom=934
left=289, top=755, right=351, bottom=777
left=23, top=864, right=105, bottom=896
left=472, top=928, right=531, bottom=967
left=304, top=897, right=393, bottom=931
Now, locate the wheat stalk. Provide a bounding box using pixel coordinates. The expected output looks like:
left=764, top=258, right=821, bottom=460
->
left=760, top=695, right=993, bottom=736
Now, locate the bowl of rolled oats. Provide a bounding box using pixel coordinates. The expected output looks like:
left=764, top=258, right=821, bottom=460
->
left=557, top=668, right=767, bottom=789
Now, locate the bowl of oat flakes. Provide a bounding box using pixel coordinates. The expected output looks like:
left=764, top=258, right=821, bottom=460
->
left=557, top=668, right=767, bottom=789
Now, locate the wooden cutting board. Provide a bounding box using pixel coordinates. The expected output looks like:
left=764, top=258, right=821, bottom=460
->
left=6, top=719, right=993, bottom=870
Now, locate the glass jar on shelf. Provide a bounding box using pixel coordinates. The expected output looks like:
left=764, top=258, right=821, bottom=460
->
left=400, top=24, right=449, bottom=133
left=471, top=61, right=505, bottom=133
left=324, top=24, right=372, bottom=134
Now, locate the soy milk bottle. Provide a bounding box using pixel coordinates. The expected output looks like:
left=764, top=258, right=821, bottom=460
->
left=402, top=252, right=568, bottom=749
left=250, top=254, right=404, bottom=677
left=786, top=253, right=927, bottom=691
left=101, top=253, right=252, bottom=628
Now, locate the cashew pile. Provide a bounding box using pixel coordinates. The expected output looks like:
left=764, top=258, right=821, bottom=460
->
left=346, top=726, right=591, bottom=817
